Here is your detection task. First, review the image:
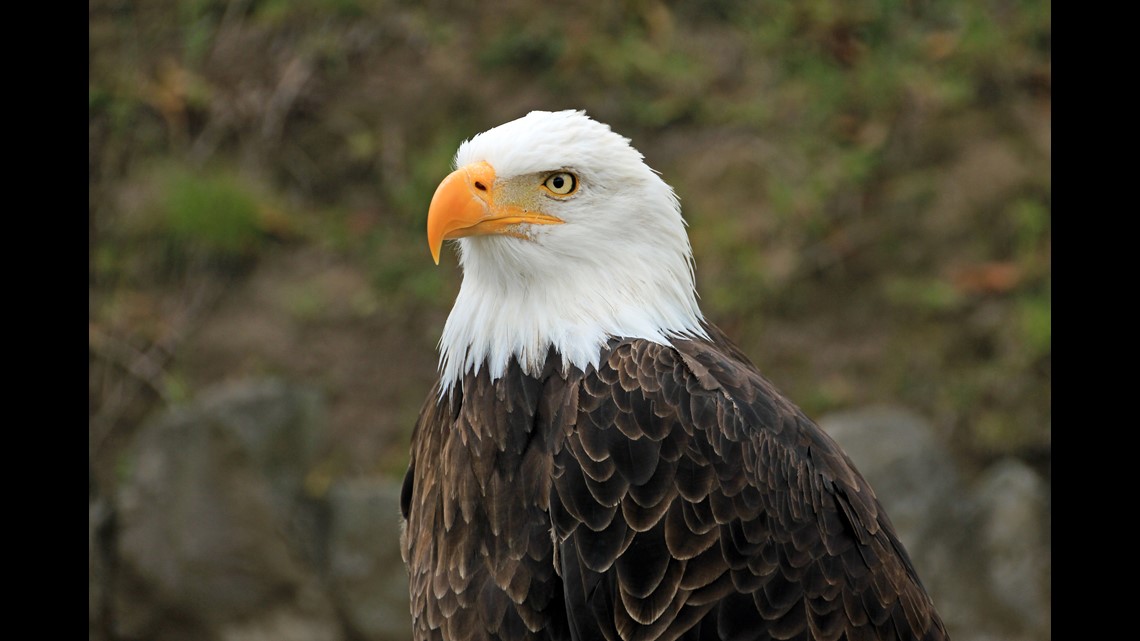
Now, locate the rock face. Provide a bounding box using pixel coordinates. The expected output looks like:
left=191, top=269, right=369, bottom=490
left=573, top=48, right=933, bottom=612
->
left=107, top=380, right=341, bottom=641
left=90, top=382, right=1049, bottom=641
left=820, top=406, right=1051, bottom=641
left=325, top=480, right=411, bottom=641
left=971, top=458, right=1051, bottom=638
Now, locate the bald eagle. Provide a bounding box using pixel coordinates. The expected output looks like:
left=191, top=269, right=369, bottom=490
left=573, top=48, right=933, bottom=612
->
left=400, top=110, right=948, bottom=641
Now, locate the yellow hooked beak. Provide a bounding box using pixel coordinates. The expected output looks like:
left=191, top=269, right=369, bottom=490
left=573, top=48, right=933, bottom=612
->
left=426, top=161, right=565, bottom=264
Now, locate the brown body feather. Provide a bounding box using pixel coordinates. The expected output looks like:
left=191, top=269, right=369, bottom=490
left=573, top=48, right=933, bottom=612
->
left=401, top=324, right=948, bottom=641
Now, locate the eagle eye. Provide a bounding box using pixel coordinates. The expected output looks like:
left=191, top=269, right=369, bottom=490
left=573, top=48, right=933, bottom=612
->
left=542, top=172, right=578, bottom=196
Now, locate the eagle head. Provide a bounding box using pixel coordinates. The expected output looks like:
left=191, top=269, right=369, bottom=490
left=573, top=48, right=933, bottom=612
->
left=427, top=110, right=706, bottom=390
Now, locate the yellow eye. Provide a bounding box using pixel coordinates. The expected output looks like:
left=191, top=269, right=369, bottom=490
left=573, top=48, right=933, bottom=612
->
left=543, top=172, right=577, bottom=196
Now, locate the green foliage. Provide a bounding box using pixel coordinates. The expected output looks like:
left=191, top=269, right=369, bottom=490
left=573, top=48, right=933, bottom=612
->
left=1011, top=197, right=1050, bottom=258
left=587, top=34, right=705, bottom=127
left=478, top=22, right=565, bottom=71
left=90, top=0, right=1051, bottom=485
left=89, top=86, right=136, bottom=135
left=161, top=169, right=264, bottom=256
left=385, top=128, right=468, bottom=225
left=883, top=276, right=964, bottom=315
left=1016, top=292, right=1051, bottom=360
left=176, top=0, right=226, bottom=64
left=254, top=0, right=365, bottom=23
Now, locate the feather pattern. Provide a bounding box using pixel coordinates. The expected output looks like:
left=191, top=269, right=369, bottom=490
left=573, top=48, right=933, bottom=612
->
left=402, top=327, right=948, bottom=640
left=401, top=110, right=947, bottom=640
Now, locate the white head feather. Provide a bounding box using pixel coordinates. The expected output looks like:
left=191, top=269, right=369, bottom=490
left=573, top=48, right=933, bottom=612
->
left=436, top=110, right=707, bottom=392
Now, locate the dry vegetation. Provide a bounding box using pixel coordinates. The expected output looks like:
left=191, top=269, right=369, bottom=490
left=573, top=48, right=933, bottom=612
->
left=90, top=0, right=1050, bottom=494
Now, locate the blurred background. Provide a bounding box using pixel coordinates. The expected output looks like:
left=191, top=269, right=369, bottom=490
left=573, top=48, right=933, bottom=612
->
left=89, top=1, right=1050, bottom=640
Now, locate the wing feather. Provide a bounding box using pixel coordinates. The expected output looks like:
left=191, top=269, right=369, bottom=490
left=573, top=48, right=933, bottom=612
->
left=553, top=331, right=948, bottom=641
left=404, top=328, right=946, bottom=641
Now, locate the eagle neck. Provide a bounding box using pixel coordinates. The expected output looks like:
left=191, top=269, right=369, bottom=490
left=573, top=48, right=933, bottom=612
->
left=437, top=248, right=706, bottom=396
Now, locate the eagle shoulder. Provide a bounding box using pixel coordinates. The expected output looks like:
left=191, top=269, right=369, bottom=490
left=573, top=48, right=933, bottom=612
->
left=550, top=331, right=948, bottom=641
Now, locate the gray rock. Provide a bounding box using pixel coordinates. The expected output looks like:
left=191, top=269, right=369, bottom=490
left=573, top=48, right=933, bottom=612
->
left=326, top=479, right=412, bottom=641
left=820, top=406, right=980, bottom=637
left=818, top=405, right=1051, bottom=641
left=972, top=457, right=1051, bottom=639
left=90, top=495, right=113, bottom=641
left=102, top=386, right=1049, bottom=641
left=112, top=379, right=341, bottom=641
left=818, top=405, right=962, bottom=549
